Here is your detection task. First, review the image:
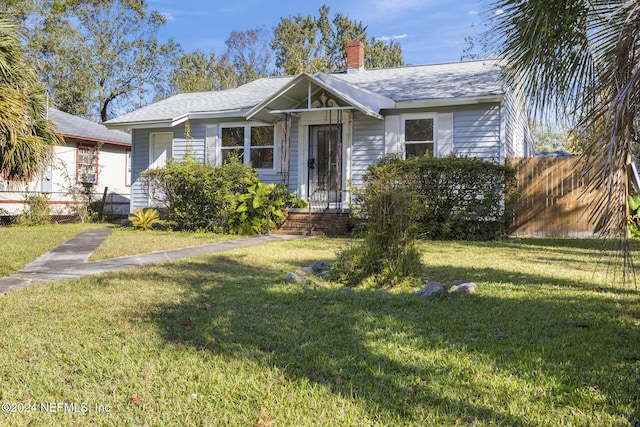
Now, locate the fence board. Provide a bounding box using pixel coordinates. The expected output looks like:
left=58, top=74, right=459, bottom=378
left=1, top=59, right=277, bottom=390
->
left=508, top=157, right=604, bottom=237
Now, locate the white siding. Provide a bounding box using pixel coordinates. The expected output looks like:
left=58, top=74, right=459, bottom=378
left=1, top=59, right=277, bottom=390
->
left=504, top=90, right=534, bottom=157
left=131, top=128, right=152, bottom=211
left=172, top=121, right=206, bottom=162
left=453, top=105, right=501, bottom=160
left=352, top=114, right=385, bottom=187
left=0, top=140, right=131, bottom=215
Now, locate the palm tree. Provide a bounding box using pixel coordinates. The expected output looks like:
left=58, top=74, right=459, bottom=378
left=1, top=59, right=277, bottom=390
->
left=488, top=0, right=640, bottom=282
left=0, top=14, right=61, bottom=180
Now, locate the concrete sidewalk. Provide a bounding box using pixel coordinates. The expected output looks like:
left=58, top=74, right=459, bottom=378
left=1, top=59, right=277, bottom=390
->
left=0, top=229, right=304, bottom=294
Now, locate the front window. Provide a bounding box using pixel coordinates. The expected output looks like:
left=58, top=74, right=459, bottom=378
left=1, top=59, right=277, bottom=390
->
left=404, top=116, right=435, bottom=158
left=221, top=127, right=245, bottom=164
left=221, top=124, right=274, bottom=169
left=250, top=126, right=274, bottom=168
left=77, top=144, right=99, bottom=184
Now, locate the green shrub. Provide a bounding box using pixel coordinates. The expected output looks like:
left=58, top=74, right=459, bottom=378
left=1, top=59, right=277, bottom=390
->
left=358, top=155, right=516, bottom=240
left=129, top=208, right=160, bottom=230
left=141, top=155, right=303, bottom=234
left=141, top=156, right=255, bottom=233
left=627, top=195, right=640, bottom=237
left=332, top=174, right=423, bottom=288
left=18, top=194, right=51, bottom=226
left=231, top=180, right=304, bottom=235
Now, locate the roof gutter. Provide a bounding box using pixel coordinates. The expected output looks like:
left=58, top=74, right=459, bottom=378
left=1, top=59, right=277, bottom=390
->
left=393, top=94, right=505, bottom=109
left=104, top=109, right=252, bottom=130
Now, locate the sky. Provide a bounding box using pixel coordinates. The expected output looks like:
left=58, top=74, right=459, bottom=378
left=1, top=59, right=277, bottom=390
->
left=148, top=0, right=493, bottom=66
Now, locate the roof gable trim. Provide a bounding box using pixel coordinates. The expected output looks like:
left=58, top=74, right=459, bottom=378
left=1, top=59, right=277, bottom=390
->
left=245, top=72, right=389, bottom=122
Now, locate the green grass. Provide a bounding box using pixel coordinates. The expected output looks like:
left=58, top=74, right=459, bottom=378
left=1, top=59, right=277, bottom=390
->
left=88, top=228, right=241, bottom=261
left=0, top=223, right=107, bottom=277
left=0, top=235, right=639, bottom=425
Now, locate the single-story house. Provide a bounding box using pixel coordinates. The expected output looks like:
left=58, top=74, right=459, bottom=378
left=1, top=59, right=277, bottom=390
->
left=105, top=41, right=534, bottom=215
left=0, top=108, right=132, bottom=217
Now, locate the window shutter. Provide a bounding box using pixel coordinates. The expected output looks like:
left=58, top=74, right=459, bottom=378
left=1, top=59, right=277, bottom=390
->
left=384, top=115, right=401, bottom=155
left=437, top=113, right=453, bottom=156
left=206, top=124, right=219, bottom=165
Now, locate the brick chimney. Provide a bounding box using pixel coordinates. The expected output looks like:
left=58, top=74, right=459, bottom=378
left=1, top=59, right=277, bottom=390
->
left=347, top=40, right=365, bottom=74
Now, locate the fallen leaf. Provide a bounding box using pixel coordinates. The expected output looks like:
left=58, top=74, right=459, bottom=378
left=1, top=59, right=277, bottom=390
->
left=0, top=343, right=4, bottom=349
left=255, top=416, right=276, bottom=427
left=129, top=394, right=142, bottom=406
left=205, top=304, right=212, bottom=311
left=255, top=406, right=276, bottom=427
left=418, top=380, right=428, bottom=387
left=334, top=375, right=344, bottom=385
left=183, top=317, right=192, bottom=328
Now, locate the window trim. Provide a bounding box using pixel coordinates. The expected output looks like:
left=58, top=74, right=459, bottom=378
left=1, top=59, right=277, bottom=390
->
left=219, top=123, right=276, bottom=171
left=76, top=143, right=99, bottom=185
left=401, top=113, right=438, bottom=158
left=125, top=148, right=131, bottom=187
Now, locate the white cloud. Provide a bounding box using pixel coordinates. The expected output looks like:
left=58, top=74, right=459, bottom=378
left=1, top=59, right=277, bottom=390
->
left=468, top=10, right=479, bottom=15
left=495, top=8, right=505, bottom=15
left=377, top=34, right=409, bottom=42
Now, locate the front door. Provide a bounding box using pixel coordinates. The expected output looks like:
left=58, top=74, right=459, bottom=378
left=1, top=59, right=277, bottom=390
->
left=308, top=125, right=342, bottom=205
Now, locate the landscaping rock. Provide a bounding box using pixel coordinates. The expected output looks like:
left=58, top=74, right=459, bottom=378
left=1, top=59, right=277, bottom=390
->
left=416, top=281, right=448, bottom=297
left=450, top=280, right=477, bottom=294
left=284, top=272, right=307, bottom=284
left=299, top=261, right=330, bottom=275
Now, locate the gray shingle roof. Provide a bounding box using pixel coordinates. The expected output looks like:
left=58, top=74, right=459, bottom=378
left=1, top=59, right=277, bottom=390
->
left=105, top=77, right=296, bottom=126
left=106, top=60, right=503, bottom=127
left=50, top=108, right=130, bottom=145
left=329, top=60, right=503, bottom=101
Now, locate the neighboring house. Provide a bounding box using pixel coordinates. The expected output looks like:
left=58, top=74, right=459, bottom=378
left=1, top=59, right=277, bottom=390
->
left=105, top=41, right=534, bottom=213
left=0, top=108, right=131, bottom=217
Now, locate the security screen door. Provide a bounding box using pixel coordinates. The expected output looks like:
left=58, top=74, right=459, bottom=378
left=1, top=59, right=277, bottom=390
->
left=308, top=125, right=342, bottom=205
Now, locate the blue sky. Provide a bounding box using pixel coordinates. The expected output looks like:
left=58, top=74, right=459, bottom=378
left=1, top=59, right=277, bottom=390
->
left=149, top=0, right=493, bottom=66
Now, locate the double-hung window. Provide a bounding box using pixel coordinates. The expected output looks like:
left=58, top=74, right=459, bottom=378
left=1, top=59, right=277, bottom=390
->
left=77, top=144, right=99, bottom=184
left=403, top=115, right=436, bottom=158
left=221, top=124, right=274, bottom=169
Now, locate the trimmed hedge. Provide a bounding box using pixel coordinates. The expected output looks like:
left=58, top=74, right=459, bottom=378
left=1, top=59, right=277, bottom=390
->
left=354, top=155, right=517, bottom=240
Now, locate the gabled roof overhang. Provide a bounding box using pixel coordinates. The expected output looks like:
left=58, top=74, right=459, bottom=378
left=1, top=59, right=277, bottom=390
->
left=245, top=72, right=395, bottom=123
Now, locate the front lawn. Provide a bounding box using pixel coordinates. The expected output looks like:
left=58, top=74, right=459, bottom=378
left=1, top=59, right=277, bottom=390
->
left=88, top=228, right=242, bottom=261
left=0, top=236, right=638, bottom=426
left=0, top=223, right=106, bottom=277
left=0, top=224, right=242, bottom=277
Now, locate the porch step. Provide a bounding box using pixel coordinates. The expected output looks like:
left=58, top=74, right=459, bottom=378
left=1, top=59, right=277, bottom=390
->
left=274, top=210, right=350, bottom=236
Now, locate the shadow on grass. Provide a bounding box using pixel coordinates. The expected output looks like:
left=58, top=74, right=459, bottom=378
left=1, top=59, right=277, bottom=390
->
left=131, top=254, right=640, bottom=425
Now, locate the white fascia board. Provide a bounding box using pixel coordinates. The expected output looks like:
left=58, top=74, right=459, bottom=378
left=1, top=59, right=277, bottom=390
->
left=393, top=95, right=505, bottom=109
left=186, top=109, right=249, bottom=120
left=245, top=73, right=314, bottom=121
left=104, top=120, right=173, bottom=130
left=316, top=74, right=395, bottom=110
left=246, top=72, right=385, bottom=121
left=105, top=109, right=250, bottom=130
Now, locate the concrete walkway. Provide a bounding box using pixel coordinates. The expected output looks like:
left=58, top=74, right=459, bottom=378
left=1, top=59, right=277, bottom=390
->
left=0, top=228, right=304, bottom=294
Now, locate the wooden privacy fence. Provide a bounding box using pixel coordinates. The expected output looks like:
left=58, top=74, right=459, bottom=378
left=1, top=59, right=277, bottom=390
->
left=507, top=156, right=604, bottom=237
